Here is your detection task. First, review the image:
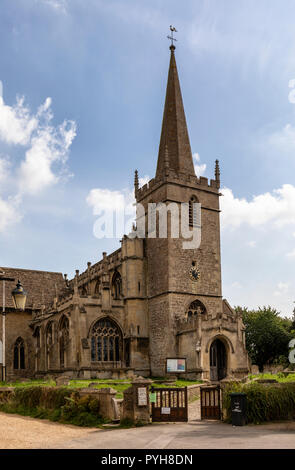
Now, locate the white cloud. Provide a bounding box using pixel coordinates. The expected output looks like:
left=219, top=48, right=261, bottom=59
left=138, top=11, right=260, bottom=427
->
left=286, top=249, right=295, bottom=258
left=246, top=240, right=257, bottom=248
left=139, top=175, right=150, bottom=187
left=86, top=188, right=126, bottom=214
left=274, top=282, right=289, bottom=296
left=0, top=197, right=21, bottom=232
left=0, top=95, right=37, bottom=146
left=86, top=186, right=136, bottom=240
left=267, top=124, right=295, bottom=156
left=221, top=184, right=295, bottom=229
left=193, top=152, right=207, bottom=177
left=0, top=158, right=10, bottom=183
left=39, top=0, right=68, bottom=13
left=0, top=82, right=76, bottom=231
left=19, top=117, right=76, bottom=195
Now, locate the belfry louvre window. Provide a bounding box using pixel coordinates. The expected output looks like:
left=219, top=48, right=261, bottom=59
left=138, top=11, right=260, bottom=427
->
left=14, top=337, right=25, bottom=369
left=91, top=318, right=122, bottom=362
left=189, top=196, right=198, bottom=228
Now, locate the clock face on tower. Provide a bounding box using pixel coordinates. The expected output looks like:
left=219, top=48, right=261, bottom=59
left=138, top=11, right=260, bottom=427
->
left=189, top=264, right=200, bottom=282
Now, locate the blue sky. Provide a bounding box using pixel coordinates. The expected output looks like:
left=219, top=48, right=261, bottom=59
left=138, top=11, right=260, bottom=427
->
left=1, top=0, right=295, bottom=316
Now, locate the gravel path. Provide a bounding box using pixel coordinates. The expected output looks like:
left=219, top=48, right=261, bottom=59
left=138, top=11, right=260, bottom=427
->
left=0, top=411, right=295, bottom=449
left=0, top=412, right=99, bottom=449
left=0, top=400, right=201, bottom=448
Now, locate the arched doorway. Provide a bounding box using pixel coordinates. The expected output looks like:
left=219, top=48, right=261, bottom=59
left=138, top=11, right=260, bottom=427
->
left=210, top=339, right=227, bottom=381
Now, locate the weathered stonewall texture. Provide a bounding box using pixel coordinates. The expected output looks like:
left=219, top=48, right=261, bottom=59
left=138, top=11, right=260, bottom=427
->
left=0, top=45, right=249, bottom=382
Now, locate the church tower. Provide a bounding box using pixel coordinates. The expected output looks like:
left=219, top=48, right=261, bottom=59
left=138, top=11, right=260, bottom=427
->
left=135, top=45, right=223, bottom=376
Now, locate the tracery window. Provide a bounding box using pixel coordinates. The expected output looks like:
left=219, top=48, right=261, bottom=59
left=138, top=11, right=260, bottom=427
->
left=59, top=316, right=69, bottom=368
left=187, top=300, right=206, bottom=319
left=91, top=318, right=122, bottom=362
left=112, top=271, right=122, bottom=299
left=14, top=337, right=25, bottom=370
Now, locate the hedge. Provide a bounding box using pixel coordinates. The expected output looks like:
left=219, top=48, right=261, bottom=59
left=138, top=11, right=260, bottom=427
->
left=0, top=386, right=107, bottom=427
left=223, top=382, right=295, bottom=423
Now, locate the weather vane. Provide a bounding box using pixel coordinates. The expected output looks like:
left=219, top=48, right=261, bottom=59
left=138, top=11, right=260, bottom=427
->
left=167, top=25, right=177, bottom=47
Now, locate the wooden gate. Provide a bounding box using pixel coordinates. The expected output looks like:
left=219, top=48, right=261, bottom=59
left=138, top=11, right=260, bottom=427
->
left=151, top=387, right=188, bottom=422
left=200, top=386, right=221, bottom=420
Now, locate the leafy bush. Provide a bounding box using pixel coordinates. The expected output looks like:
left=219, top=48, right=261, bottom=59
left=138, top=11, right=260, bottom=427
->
left=236, top=306, right=294, bottom=371
left=12, top=386, right=74, bottom=409
left=0, top=386, right=105, bottom=428
left=223, top=382, right=295, bottom=423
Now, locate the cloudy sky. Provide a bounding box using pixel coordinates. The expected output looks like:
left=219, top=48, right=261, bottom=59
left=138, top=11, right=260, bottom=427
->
left=1, top=0, right=295, bottom=316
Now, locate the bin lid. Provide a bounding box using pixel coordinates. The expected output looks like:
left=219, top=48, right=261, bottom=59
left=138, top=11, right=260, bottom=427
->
left=230, top=392, right=246, bottom=396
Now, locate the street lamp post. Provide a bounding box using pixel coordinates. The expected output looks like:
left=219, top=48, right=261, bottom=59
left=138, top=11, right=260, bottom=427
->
left=0, top=273, right=27, bottom=381
left=0, top=273, right=15, bottom=382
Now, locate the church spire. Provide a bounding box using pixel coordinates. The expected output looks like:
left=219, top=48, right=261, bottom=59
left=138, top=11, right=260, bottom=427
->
left=156, top=43, right=195, bottom=179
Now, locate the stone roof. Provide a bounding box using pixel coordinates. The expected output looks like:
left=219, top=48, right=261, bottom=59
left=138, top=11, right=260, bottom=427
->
left=0, top=267, right=65, bottom=310
left=156, top=45, right=195, bottom=179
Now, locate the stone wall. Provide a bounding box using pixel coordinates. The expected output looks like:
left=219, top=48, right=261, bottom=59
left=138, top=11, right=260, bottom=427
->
left=0, top=311, right=35, bottom=380
left=0, top=386, right=118, bottom=421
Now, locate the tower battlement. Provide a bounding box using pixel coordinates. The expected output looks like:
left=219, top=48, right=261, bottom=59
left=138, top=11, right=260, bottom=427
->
left=136, top=171, right=219, bottom=202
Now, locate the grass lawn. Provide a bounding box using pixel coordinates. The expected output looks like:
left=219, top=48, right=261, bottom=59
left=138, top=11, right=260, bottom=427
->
left=0, top=378, right=203, bottom=398
left=249, top=372, right=295, bottom=383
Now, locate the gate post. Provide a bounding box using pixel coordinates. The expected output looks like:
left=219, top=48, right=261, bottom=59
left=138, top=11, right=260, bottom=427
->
left=122, top=376, right=152, bottom=424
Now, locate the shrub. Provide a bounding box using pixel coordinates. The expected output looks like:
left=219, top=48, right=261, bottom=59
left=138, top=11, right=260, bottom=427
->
left=223, top=382, right=295, bottom=423
left=12, top=386, right=75, bottom=410
left=0, top=386, right=105, bottom=428
left=119, top=417, right=135, bottom=428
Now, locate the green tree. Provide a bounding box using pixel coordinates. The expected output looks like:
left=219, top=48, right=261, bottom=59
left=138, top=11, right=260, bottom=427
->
left=235, top=306, right=293, bottom=371
left=292, top=302, right=295, bottom=332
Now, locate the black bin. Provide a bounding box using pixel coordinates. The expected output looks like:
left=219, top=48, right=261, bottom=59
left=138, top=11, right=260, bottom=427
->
left=230, top=393, right=247, bottom=426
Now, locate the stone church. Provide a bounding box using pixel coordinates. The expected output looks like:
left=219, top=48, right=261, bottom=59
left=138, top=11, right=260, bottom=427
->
left=0, top=45, right=249, bottom=382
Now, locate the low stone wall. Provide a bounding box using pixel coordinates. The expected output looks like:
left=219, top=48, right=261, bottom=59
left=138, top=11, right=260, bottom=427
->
left=262, top=365, right=285, bottom=374
left=78, top=387, right=117, bottom=420
left=187, top=384, right=202, bottom=401
left=0, top=386, right=117, bottom=421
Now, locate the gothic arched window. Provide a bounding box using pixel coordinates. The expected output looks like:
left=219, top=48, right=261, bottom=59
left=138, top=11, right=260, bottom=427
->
left=59, top=315, right=69, bottom=368
left=35, top=327, right=41, bottom=349
left=79, top=285, right=88, bottom=296
left=94, top=279, right=100, bottom=295
left=46, top=322, right=53, bottom=347
left=91, top=318, right=122, bottom=362
left=189, top=196, right=199, bottom=228
left=112, top=271, right=122, bottom=299
left=46, top=322, right=54, bottom=369
left=14, top=337, right=25, bottom=370
left=187, top=300, right=206, bottom=319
